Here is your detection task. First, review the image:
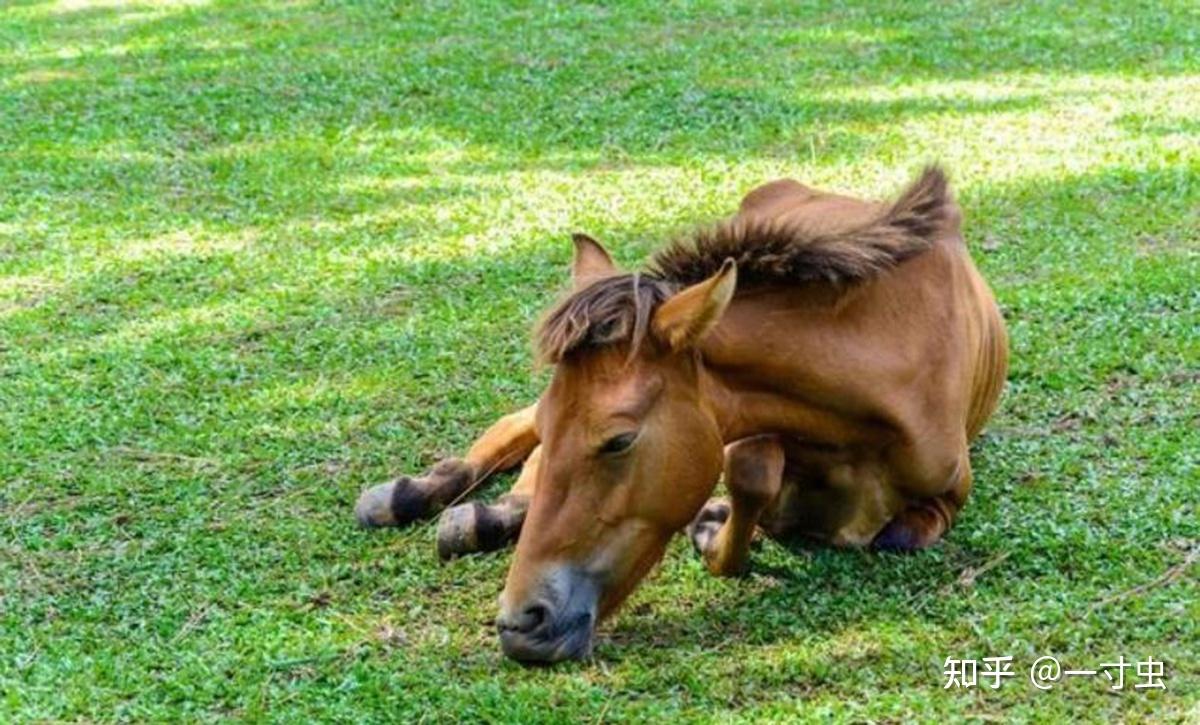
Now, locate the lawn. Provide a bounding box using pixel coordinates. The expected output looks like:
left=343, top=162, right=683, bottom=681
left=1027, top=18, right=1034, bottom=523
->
left=2, top=0, right=1197, bottom=721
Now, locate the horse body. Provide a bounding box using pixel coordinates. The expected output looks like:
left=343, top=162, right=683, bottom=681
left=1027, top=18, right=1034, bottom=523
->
left=353, top=167, right=1008, bottom=664
left=695, top=181, right=1007, bottom=548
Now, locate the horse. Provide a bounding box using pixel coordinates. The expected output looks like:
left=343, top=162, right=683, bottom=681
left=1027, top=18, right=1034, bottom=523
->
left=354, top=166, right=1009, bottom=664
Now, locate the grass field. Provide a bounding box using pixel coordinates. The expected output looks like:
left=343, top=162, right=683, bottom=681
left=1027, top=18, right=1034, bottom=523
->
left=2, top=0, right=1198, bottom=721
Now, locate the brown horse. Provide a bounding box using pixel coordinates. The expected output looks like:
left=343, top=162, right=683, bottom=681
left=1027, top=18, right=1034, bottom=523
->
left=355, top=167, right=1008, bottom=664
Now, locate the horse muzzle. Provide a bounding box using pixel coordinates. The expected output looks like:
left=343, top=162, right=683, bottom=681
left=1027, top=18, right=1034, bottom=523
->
left=496, top=566, right=599, bottom=664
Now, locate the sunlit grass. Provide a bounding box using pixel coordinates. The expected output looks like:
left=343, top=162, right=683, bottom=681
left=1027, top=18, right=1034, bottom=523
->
left=1, top=0, right=1197, bottom=721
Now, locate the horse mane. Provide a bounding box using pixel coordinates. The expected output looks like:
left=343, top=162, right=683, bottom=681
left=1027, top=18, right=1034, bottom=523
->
left=536, top=167, right=953, bottom=364
left=651, top=166, right=951, bottom=286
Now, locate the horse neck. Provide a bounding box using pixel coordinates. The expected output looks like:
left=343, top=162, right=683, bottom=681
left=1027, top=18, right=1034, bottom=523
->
left=697, top=360, right=874, bottom=446
left=693, top=243, right=984, bottom=449
left=691, top=280, right=913, bottom=448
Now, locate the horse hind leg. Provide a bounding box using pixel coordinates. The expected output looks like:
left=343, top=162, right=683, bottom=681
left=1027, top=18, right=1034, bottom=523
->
left=871, top=499, right=953, bottom=551
left=872, top=454, right=972, bottom=552
left=354, top=403, right=539, bottom=528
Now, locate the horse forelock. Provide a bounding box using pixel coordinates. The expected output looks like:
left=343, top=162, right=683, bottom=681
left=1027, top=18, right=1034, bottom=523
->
left=535, top=273, right=676, bottom=365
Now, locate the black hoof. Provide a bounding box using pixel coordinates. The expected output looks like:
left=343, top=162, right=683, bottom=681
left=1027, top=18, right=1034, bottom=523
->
left=871, top=519, right=924, bottom=552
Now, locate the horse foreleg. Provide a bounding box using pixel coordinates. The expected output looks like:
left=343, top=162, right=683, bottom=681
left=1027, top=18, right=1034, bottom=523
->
left=354, top=403, right=539, bottom=528
left=687, top=435, right=784, bottom=576
left=436, top=445, right=541, bottom=560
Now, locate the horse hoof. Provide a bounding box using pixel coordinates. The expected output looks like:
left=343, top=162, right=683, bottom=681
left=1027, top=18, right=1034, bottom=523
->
left=437, top=502, right=482, bottom=560
left=355, top=480, right=400, bottom=527
left=437, top=500, right=524, bottom=560
left=686, top=499, right=730, bottom=555
left=354, top=476, right=429, bottom=528
left=354, top=458, right=475, bottom=529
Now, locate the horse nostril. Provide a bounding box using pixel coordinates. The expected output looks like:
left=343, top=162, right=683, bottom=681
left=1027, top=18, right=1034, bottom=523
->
left=498, top=601, right=552, bottom=636
left=522, top=603, right=548, bottom=632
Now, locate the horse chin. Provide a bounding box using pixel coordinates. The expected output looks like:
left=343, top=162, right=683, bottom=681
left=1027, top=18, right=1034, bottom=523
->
left=542, top=616, right=596, bottom=663
left=499, top=613, right=595, bottom=665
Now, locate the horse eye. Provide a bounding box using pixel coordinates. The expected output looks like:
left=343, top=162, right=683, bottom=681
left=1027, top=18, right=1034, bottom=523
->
left=599, top=432, right=637, bottom=455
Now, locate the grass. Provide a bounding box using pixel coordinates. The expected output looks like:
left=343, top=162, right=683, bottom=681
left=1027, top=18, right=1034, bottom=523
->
left=1, top=0, right=1197, bottom=721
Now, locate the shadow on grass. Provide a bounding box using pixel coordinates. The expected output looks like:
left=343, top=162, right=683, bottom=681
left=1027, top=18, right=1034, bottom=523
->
left=5, top=162, right=1194, bottom=488
left=5, top=0, right=1196, bottom=332
left=5, top=0, right=1199, bottom=166
left=12, top=160, right=1195, bottom=353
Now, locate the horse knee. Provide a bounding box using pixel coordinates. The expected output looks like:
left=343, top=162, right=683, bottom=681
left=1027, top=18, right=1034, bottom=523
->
left=724, top=436, right=784, bottom=506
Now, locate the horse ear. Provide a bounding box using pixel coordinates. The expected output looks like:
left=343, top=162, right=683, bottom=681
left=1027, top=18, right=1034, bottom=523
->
left=652, top=258, right=737, bottom=351
left=571, top=233, right=617, bottom=290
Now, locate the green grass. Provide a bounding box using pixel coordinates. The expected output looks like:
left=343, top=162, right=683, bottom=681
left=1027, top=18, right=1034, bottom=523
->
left=2, top=0, right=1198, bottom=721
